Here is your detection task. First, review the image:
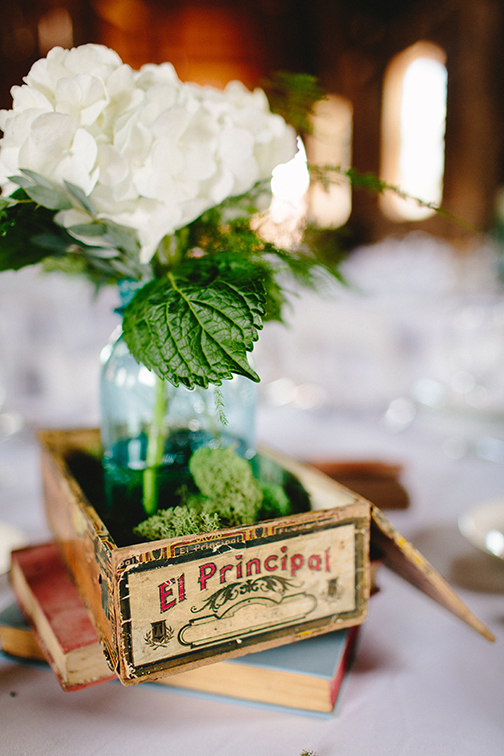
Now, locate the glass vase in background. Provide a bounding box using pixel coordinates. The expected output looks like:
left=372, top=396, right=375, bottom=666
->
left=99, top=322, right=257, bottom=545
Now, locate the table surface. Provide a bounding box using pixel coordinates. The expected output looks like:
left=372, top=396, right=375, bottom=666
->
left=1, top=404, right=503, bottom=756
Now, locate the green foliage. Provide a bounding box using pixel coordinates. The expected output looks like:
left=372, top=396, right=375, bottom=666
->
left=151, top=183, right=346, bottom=324
left=0, top=177, right=148, bottom=284
left=263, top=71, right=326, bottom=135
left=0, top=159, right=458, bottom=392
left=121, top=183, right=349, bottom=387
left=0, top=169, right=349, bottom=388
left=0, top=189, right=60, bottom=271
left=309, top=164, right=477, bottom=232
left=133, top=506, right=221, bottom=541
left=10, top=169, right=72, bottom=210
left=213, top=386, right=228, bottom=427
left=122, top=270, right=264, bottom=389
left=64, top=180, right=97, bottom=216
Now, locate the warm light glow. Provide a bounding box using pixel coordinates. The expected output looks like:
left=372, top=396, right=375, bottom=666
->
left=252, top=138, right=309, bottom=248
left=269, top=137, right=310, bottom=224
left=38, top=7, right=74, bottom=55
left=306, top=95, right=353, bottom=228
left=381, top=42, right=447, bottom=221
left=264, top=96, right=353, bottom=241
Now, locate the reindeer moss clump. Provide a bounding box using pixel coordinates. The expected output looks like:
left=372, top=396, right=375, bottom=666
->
left=134, top=446, right=290, bottom=541
left=187, top=446, right=263, bottom=526
left=133, top=506, right=221, bottom=541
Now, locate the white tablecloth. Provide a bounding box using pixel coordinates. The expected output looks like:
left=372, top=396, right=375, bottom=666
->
left=1, top=403, right=503, bottom=756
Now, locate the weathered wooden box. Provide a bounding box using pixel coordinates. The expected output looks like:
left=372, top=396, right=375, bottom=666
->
left=38, top=429, right=492, bottom=686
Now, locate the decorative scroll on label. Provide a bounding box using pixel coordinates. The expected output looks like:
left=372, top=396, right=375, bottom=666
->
left=126, top=521, right=361, bottom=668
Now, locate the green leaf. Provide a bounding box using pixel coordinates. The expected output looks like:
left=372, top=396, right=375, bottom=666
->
left=63, top=180, right=96, bottom=216
left=68, top=222, right=106, bottom=237
left=263, top=71, right=326, bottom=135
left=19, top=169, right=57, bottom=190
left=104, top=221, right=139, bottom=256
left=25, top=184, right=72, bottom=211
left=8, top=175, right=34, bottom=190
left=109, top=258, right=141, bottom=276
left=81, top=246, right=120, bottom=259
left=30, top=233, right=73, bottom=252
left=122, top=273, right=264, bottom=389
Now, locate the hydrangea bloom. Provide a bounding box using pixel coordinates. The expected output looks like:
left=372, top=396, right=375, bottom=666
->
left=0, top=44, right=297, bottom=262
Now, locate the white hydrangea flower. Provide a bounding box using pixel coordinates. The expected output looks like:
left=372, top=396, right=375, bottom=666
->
left=0, top=44, right=297, bottom=263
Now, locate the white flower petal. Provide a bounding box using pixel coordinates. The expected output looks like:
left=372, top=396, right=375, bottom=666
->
left=64, top=44, right=122, bottom=76
left=114, top=120, right=152, bottom=164
left=151, top=106, right=192, bottom=141
left=135, top=63, right=180, bottom=90
left=1, top=109, right=46, bottom=147
left=218, top=127, right=254, bottom=167
left=55, top=155, right=96, bottom=195
left=17, top=112, right=78, bottom=179
left=11, top=85, right=53, bottom=112
left=55, top=74, right=106, bottom=108
left=70, top=128, right=98, bottom=173
left=97, top=144, right=129, bottom=186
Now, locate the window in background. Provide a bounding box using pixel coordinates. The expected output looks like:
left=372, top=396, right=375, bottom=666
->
left=380, top=41, right=447, bottom=221
left=38, top=7, right=74, bottom=56
left=306, top=94, right=353, bottom=228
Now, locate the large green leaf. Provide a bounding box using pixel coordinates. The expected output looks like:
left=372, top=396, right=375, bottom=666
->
left=122, top=274, right=265, bottom=388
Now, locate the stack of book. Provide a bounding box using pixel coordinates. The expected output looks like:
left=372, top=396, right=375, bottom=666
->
left=1, top=542, right=363, bottom=713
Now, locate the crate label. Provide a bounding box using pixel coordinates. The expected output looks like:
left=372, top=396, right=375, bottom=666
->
left=125, top=520, right=363, bottom=669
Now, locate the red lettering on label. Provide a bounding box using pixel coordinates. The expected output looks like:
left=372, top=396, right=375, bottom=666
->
left=236, top=554, right=243, bottom=579
left=325, top=548, right=331, bottom=572
left=159, top=580, right=176, bottom=612
left=219, top=564, right=233, bottom=584
left=264, top=554, right=278, bottom=571
left=308, top=554, right=322, bottom=571
left=177, top=573, right=186, bottom=603
left=198, top=562, right=216, bottom=591
left=281, top=546, right=287, bottom=571
left=246, top=558, right=261, bottom=576
left=291, top=553, right=304, bottom=576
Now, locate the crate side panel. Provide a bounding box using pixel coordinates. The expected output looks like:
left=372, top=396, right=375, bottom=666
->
left=40, top=440, right=119, bottom=670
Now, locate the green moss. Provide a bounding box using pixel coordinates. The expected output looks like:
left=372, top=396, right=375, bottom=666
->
left=189, top=446, right=256, bottom=499
left=133, top=506, right=221, bottom=541
left=188, top=446, right=262, bottom=526
left=134, top=446, right=296, bottom=541
left=258, top=482, right=291, bottom=520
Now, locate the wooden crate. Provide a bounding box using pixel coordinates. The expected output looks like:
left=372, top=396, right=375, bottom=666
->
left=38, top=429, right=374, bottom=685
left=38, top=429, right=493, bottom=686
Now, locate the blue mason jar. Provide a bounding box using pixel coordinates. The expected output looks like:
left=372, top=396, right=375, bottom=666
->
left=99, top=283, right=257, bottom=543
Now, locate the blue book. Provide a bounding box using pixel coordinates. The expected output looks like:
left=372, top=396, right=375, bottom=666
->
left=155, top=623, right=359, bottom=712
left=0, top=599, right=358, bottom=712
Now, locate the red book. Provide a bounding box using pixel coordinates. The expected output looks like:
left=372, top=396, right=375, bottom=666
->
left=9, top=543, right=114, bottom=691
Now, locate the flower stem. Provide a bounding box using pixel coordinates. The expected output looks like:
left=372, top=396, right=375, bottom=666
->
left=143, top=374, right=168, bottom=516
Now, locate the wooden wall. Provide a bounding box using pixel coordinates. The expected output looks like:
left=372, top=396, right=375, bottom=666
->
left=0, top=0, right=502, bottom=246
